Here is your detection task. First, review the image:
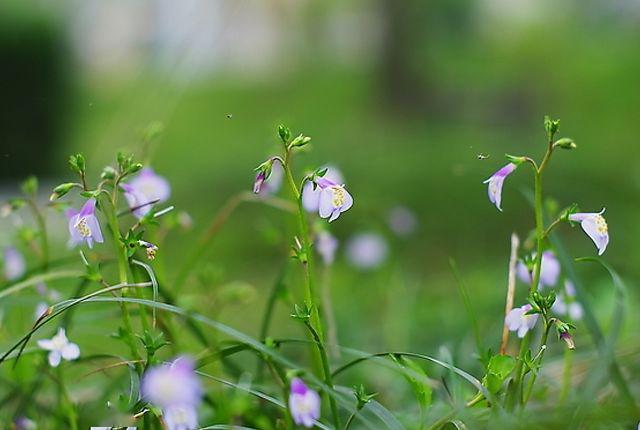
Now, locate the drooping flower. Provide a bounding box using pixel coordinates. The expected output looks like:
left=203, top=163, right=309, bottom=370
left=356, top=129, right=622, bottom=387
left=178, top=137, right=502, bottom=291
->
left=301, top=171, right=353, bottom=222
left=302, top=167, right=344, bottom=212
left=387, top=206, right=418, bottom=237
left=37, top=328, right=80, bottom=367
left=67, top=198, right=104, bottom=248
left=4, top=246, right=26, bottom=280
left=483, top=163, right=517, bottom=211
left=14, top=417, right=37, bottom=430
left=569, top=209, right=609, bottom=255
left=141, top=356, right=202, bottom=430
left=315, top=230, right=338, bottom=265
left=552, top=280, right=583, bottom=320
left=505, top=304, right=539, bottom=338
left=253, top=159, right=283, bottom=195
left=516, top=251, right=560, bottom=288
left=121, top=167, right=171, bottom=218
left=345, top=232, right=388, bottom=270
left=289, top=378, right=321, bottom=428
left=138, top=240, right=159, bottom=260
left=559, top=331, right=575, bottom=350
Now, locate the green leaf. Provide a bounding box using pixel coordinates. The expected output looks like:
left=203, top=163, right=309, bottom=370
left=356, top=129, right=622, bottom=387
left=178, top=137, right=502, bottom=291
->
left=392, top=355, right=432, bottom=412
left=483, top=354, right=516, bottom=393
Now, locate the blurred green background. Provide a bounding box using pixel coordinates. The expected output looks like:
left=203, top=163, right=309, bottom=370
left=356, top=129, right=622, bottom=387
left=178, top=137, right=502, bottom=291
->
left=1, top=0, right=639, bottom=427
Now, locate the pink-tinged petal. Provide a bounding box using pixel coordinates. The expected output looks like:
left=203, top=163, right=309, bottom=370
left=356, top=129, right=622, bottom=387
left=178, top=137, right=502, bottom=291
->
left=290, top=378, right=308, bottom=395
left=573, top=211, right=609, bottom=255
left=517, top=324, right=529, bottom=338
left=79, top=198, right=97, bottom=217
left=328, top=209, right=341, bottom=222
left=505, top=307, right=524, bottom=330
left=525, top=313, right=539, bottom=330
left=302, top=182, right=321, bottom=212
left=552, top=294, right=567, bottom=315
left=516, top=262, right=531, bottom=284
left=68, top=215, right=83, bottom=245
left=564, top=280, right=576, bottom=297
left=61, top=343, right=80, bottom=361
left=540, top=251, right=560, bottom=287
left=86, top=215, right=104, bottom=243
left=340, top=189, right=354, bottom=212
left=37, top=339, right=55, bottom=350
left=4, top=247, right=26, bottom=280
left=483, top=163, right=517, bottom=211
left=318, top=188, right=335, bottom=219
left=569, top=303, right=583, bottom=320
left=129, top=168, right=171, bottom=202
left=48, top=351, right=62, bottom=367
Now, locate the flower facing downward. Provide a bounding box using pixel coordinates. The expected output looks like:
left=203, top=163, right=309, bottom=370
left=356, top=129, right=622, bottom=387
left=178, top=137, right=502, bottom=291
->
left=316, top=230, right=338, bottom=265
left=141, top=356, right=202, bottom=430
left=289, top=378, right=321, bottom=428
left=516, top=251, right=560, bottom=288
left=67, top=198, right=104, bottom=248
left=302, top=167, right=344, bottom=212
left=253, top=159, right=283, bottom=195
left=483, top=163, right=517, bottom=211
left=37, top=328, right=80, bottom=367
left=4, top=246, right=26, bottom=280
left=121, top=168, right=171, bottom=218
left=505, top=304, right=539, bottom=338
left=311, top=177, right=354, bottom=222
left=568, top=209, right=609, bottom=255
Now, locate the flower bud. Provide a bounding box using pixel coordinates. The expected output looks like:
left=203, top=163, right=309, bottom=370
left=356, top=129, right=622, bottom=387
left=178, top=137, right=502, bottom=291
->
left=553, top=138, right=576, bottom=150
left=101, top=166, right=117, bottom=180
left=504, top=154, right=527, bottom=166
left=69, top=153, right=86, bottom=174
left=49, top=183, right=76, bottom=201
left=559, top=331, right=575, bottom=350
left=289, top=134, right=311, bottom=148
left=544, top=115, right=560, bottom=139
left=278, top=124, right=291, bottom=144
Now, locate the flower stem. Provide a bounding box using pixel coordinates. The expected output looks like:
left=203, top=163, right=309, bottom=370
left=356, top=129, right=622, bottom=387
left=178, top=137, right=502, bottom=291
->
left=282, top=149, right=340, bottom=428
left=523, top=320, right=553, bottom=405
left=559, top=347, right=573, bottom=403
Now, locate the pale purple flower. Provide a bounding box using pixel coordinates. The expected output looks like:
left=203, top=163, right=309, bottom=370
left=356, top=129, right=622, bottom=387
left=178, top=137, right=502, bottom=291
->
left=505, top=304, right=539, bottom=338
left=14, top=417, right=36, bottom=430
left=67, top=198, right=104, bottom=248
left=34, top=302, right=49, bottom=321
left=37, top=328, right=80, bottom=367
left=569, top=209, right=609, bottom=255
left=121, top=167, right=171, bottom=218
left=552, top=280, right=583, bottom=320
left=516, top=251, right=560, bottom=288
left=483, top=163, right=517, bottom=211
left=345, top=232, right=388, bottom=270
left=302, top=167, right=344, bottom=212
left=4, top=246, right=26, bottom=280
left=289, top=378, right=321, bottom=428
left=141, top=356, right=201, bottom=430
left=387, top=206, right=418, bottom=237
left=254, top=159, right=283, bottom=195
left=316, top=230, right=338, bottom=265
left=306, top=176, right=353, bottom=222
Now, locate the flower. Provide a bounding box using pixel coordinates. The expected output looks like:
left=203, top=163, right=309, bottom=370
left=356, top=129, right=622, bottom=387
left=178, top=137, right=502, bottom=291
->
left=141, top=356, right=202, bottom=430
left=4, top=246, right=26, bottom=280
left=552, top=280, right=583, bottom=320
left=253, top=159, right=283, bottom=195
left=37, top=328, right=80, bottom=367
left=569, top=209, right=609, bottom=255
left=387, top=206, right=418, bottom=237
left=289, top=378, right=321, bottom=428
left=505, top=304, right=539, bottom=338
left=560, top=331, right=575, bottom=350
left=67, top=198, right=104, bottom=248
left=516, top=251, right=560, bottom=288
left=302, top=167, right=344, bottom=212
left=302, top=171, right=353, bottom=222
left=14, top=417, right=36, bottom=430
left=121, top=167, right=171, bottom=218
left=138, top=240, right=159, bottom=260
left=483, top=163, right=517, bottom=211
left=345, top=233, right=388, bottom=270
left=315, top=230, right=338, bottom=265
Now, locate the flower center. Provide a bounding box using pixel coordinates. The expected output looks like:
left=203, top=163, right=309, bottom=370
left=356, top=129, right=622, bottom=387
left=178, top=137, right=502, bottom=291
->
left=74, top=217, right=92, bottom=237
left=595, top=215, right=608, bottom=234
left=331, top=185, right=346, bottom=207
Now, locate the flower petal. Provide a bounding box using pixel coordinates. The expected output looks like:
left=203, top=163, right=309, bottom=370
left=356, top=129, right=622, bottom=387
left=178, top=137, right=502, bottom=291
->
left=61, top=343, right=80, bottom=361
left=318, top=189, right=334, bottom=219
left=48, top=351, right=62, bottom=367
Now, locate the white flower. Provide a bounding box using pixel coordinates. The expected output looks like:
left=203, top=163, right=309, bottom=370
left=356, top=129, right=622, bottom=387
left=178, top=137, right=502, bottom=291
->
left=568, top=209, right=609, bottom=255
left=505, top=304, right=539, bottom=338
left=37, top=328, right=80, bottom=367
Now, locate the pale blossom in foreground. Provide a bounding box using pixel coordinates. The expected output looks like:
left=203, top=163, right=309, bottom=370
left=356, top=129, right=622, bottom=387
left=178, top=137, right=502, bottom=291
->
left=307, top=177, right=354, bottom=222
left=569, top=209, right=609, bottom=255
left=505, top=304, right=539, bottom=338
left=289, top=378, right=321, bottom=428
left=516, top=251, right=560, bottom=288
left=141, top=356, right=202, bottom=430
left=67, top=198, right=104, bottom=248
left=4, top=246, right=26, bottom=280
left=302, top=167, right=344, bottom=212
left=37, top=328, right=80, bottom=367
left=483, top=163, right=517, bottom=211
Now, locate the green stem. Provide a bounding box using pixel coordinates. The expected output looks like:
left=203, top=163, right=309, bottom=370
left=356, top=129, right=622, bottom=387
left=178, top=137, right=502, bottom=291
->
left=425, top=392, right=484, bottom=430
left=304, top=321, right=340, bottom=429
left=344, top=412, right=357, bottom=430
left=523, top=319, right=553, bottom=405
left=559, top=347, right=573, bottom=404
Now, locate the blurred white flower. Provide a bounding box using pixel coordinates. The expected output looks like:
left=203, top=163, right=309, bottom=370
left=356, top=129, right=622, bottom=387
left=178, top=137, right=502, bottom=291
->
left=37, top=328, right=80, bottom=367
left=316, top=231, right=338, bottom=265
left=4, top=246, right=26, bottom=281
left=387, top=206, right=418, bottom=237
left=345, top=232, right=388, bottom=270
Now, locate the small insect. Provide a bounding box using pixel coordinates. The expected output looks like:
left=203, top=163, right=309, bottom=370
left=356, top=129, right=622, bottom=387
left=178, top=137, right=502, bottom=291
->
left=226, top=114, right=233, bottom=119
left=477, top=153, right=490, bottom=160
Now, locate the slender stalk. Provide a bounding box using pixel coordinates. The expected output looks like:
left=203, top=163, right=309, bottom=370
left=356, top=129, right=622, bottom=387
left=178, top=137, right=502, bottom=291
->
left=523, top=321, right=553, bottom=404
left=500, top=233, right=519, bottom=354
left=281, top=147, right=339, bottom=428
left=425, top=393, right=484, bottom=430
left=559, top=348, right=573, bottom=403
left=344, top=412, right=357, bottom=430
